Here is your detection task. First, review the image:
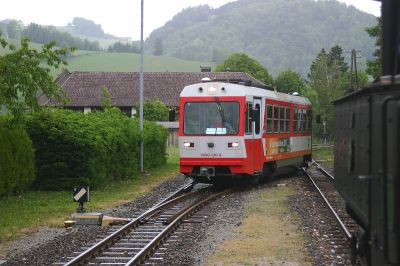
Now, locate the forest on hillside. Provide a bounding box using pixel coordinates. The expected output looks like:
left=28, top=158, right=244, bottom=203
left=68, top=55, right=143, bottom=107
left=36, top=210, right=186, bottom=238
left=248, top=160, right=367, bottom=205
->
left=145, top=0, right=376, bottom=76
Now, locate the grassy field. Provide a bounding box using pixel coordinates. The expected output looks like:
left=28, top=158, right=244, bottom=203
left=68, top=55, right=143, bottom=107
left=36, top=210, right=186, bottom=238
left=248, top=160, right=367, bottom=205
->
left=0, top=38, right=215, bottom=74
left=0, top=147, right=180, bottom=243
left=64, top=52, right=215, bottom=73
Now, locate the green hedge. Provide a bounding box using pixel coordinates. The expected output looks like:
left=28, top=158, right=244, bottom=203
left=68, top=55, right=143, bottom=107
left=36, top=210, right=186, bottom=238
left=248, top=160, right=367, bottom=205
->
left=0, top=120, right=36, bottom=196
left=25, top=108, right=167, bottom=190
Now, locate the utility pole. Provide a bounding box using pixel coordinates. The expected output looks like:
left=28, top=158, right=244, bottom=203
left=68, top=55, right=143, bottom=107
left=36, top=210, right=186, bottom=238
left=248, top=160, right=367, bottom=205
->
left=348, top=49, right=360, bottom=93
left=139, top=0, right=144, bottom=172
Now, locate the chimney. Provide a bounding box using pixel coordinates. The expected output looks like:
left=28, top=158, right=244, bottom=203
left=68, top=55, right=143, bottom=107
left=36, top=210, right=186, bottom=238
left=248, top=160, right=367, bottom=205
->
left=200, top=66, right=211, bottom=72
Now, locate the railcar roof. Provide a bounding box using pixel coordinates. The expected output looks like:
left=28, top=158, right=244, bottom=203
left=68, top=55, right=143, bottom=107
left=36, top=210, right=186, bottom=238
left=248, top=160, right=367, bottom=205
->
left=180, top=82, right=311, bottom=105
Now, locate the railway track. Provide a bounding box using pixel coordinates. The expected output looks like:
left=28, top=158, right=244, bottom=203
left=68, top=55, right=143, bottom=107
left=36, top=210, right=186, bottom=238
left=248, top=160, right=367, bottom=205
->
left=312, top=144, right=334, bottom=151
left=56, top=181, right=229, bottom=266
left=302, top=161, right=359, bottom=265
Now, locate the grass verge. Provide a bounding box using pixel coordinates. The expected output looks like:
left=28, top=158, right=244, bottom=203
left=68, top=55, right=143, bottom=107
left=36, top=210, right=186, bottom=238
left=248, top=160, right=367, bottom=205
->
left=313, top=148, right=334, bottom=168
left=0, top=147, right=180, bottom=244
left=206, top=183, right=312, bottom=265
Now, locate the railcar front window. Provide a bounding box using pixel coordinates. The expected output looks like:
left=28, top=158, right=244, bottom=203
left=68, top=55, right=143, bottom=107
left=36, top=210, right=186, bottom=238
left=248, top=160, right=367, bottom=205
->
left=184, top=101, right=239, bottom=135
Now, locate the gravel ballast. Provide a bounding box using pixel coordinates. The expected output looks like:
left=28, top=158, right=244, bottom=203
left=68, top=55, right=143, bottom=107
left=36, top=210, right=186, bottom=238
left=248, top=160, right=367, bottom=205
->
left=2, top=167, right=355, bottom=265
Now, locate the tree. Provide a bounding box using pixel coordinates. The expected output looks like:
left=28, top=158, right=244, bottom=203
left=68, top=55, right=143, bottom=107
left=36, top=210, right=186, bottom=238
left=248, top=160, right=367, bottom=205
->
left=101, top=86, right=112, bottom=110
left=215, top=53, right=273, bottom=85
left=308, top=52, right=344, bottom=139
left=135, top=99, right=169, bottom=121
left=328, top=45, right=348, bottom=74
left=365, top=17, right=381, bottom=80
left=153, top=38, right=164, bottom=56
left=274, top=69, right=305, bottom=94
left=108, top=41, right=138, bottom=53
left=0, top=37, right=74, bottom=122
left=5, top=20, right=21, bottom=39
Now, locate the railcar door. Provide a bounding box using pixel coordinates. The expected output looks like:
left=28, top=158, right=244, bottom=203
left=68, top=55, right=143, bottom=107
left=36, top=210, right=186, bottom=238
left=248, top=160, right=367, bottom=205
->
left=252, top=98, right=263, bottom=173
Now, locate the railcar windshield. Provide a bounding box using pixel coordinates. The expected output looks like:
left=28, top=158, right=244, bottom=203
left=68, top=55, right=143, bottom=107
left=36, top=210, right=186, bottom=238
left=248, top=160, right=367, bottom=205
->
left=184, top=101, right=239, bottom=135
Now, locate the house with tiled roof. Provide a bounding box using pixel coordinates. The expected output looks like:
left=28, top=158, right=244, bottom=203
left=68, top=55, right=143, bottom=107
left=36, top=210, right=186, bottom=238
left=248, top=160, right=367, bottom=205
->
left=39, top=69, right=266, bottom=117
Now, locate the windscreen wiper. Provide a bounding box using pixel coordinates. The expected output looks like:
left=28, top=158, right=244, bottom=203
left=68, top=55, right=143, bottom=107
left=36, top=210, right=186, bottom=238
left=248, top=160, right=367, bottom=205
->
left=215, top=98, right=226, bottom=127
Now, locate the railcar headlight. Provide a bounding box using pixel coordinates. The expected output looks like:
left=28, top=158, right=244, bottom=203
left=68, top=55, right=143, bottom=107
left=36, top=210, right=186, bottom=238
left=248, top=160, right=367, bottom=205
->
left=183, top=142, right=194, bottom=148
left=228, top=142, right=239, bottom=148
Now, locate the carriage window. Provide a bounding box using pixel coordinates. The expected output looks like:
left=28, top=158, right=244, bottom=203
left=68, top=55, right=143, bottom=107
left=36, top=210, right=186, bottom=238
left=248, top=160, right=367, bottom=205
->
left=279, top=106, right=285, bottom=132
left=298, top=109, right=303, bottom=132
left=184, top=101, right=239, bottom=135
left=254, top=103, right=261, bottom=134
left=307, top=109, right=312, bottom=131
left=245, top=102, right=253, bottom=134
left=266, top=105, right=273, bottom=133
left=273, top=106, right=279, bottom=133
left=285, top=107, right=290, bottom=133
left=293, top=108, right=298, bottom=133
left=302, top=109, right=307, bottom=132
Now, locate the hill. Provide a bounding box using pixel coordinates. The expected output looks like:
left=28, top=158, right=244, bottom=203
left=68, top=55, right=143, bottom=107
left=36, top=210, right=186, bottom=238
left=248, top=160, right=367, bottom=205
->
left=57, top=17, right=130, bottom=49
left=145, top=0, right=376, bottom=76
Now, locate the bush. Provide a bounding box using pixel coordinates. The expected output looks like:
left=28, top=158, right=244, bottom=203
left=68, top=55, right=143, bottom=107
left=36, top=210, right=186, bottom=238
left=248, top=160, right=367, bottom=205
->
left=0, top=120, right=35, bottom=196
left=135, top=100, right=169, bottom=121
left=25, top=108, right=167, bottom=190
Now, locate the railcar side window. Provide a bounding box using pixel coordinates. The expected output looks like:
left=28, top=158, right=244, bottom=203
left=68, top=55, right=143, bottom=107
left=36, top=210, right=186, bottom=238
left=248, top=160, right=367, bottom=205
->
left=285, top=107, right=290, bottom=133
left=293, top=108, right=298, bottom=133
left=307, top=109, right=312, bottom=131
left=279, top=106, right=285, bottom=132
left=245, top=102, right=253, bottom=134
left=298, top=109, right=303, bottom=132
left=273, top=106, right=279, bottom=133
left=266, top=105, right=273, bottom=133
left=302, top=109, right=307, bottom=132
left=254, top=103, right=261, bottom=134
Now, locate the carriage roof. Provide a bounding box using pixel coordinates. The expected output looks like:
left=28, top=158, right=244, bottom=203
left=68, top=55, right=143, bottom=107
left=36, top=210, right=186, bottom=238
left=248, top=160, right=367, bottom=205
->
left=180, top=82, right=311, bottom=106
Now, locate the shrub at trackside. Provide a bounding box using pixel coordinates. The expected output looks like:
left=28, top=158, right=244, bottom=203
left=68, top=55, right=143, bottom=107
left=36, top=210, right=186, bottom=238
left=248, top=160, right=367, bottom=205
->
left=25, top=108, right=167, bottom=190
left=0, top=118, right=36, bottom=196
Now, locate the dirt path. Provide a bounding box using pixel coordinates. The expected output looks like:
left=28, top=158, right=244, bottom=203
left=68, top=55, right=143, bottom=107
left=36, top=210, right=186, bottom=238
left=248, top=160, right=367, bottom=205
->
left=205, top=179, right=312, bottom=265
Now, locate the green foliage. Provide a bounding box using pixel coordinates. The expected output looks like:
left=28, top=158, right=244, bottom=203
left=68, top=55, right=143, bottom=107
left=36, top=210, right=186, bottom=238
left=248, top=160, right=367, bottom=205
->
left=0, top=36, right=74, bottom=122
left=101, top=86, right=112, bottom=109
left=24, top=108, right=167, bottom=190
left=153, top=38, right=164, bottom=56
left=365, top=17, right=381, bottom=79
left=22, top=23, right=101, bottom=51
left=136, top=100, right=169, bottom=121
left=3, top=20, right=22, bottom=39
left=0, top=119, right=35, bottom=196
left=108, top=41, right=138, bottom=53
left=328, top=45, right=348, bottom=73
left=145, top=0, right=376, bottom=76
left=308, top=50, right=345, bottom=137
left=307, top=45, right=370, bottom=139
left=274, top=69, right=305, bottom=94
left=215, top=53, right=273, bottom=85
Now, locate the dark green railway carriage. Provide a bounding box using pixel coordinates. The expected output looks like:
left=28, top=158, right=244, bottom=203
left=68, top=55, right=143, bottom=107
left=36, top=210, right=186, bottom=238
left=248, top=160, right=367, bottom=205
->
left=334, top=81, right=400, bottom=265
left=333, top=1, right=400, bottom=264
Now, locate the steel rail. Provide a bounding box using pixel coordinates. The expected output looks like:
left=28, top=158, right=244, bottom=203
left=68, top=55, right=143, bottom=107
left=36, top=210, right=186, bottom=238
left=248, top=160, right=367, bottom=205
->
left=313, top=160, right=335, bottom=180
left=302, top=167, right=352, bottom=240
left=312, top=144, right=333, bottom=151
left=126, top=190, right=229, bottom=265
left=63, top=181, right=196, bottom=266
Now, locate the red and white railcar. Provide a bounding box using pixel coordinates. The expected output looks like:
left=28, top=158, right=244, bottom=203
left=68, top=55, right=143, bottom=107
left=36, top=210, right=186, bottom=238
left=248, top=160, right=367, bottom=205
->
left=179, top=81, right=312, bottom=183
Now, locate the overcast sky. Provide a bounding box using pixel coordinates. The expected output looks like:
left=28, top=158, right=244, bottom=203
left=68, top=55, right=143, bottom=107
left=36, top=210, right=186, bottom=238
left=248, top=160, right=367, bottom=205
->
left=1, top=0, right=380, bottom=39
